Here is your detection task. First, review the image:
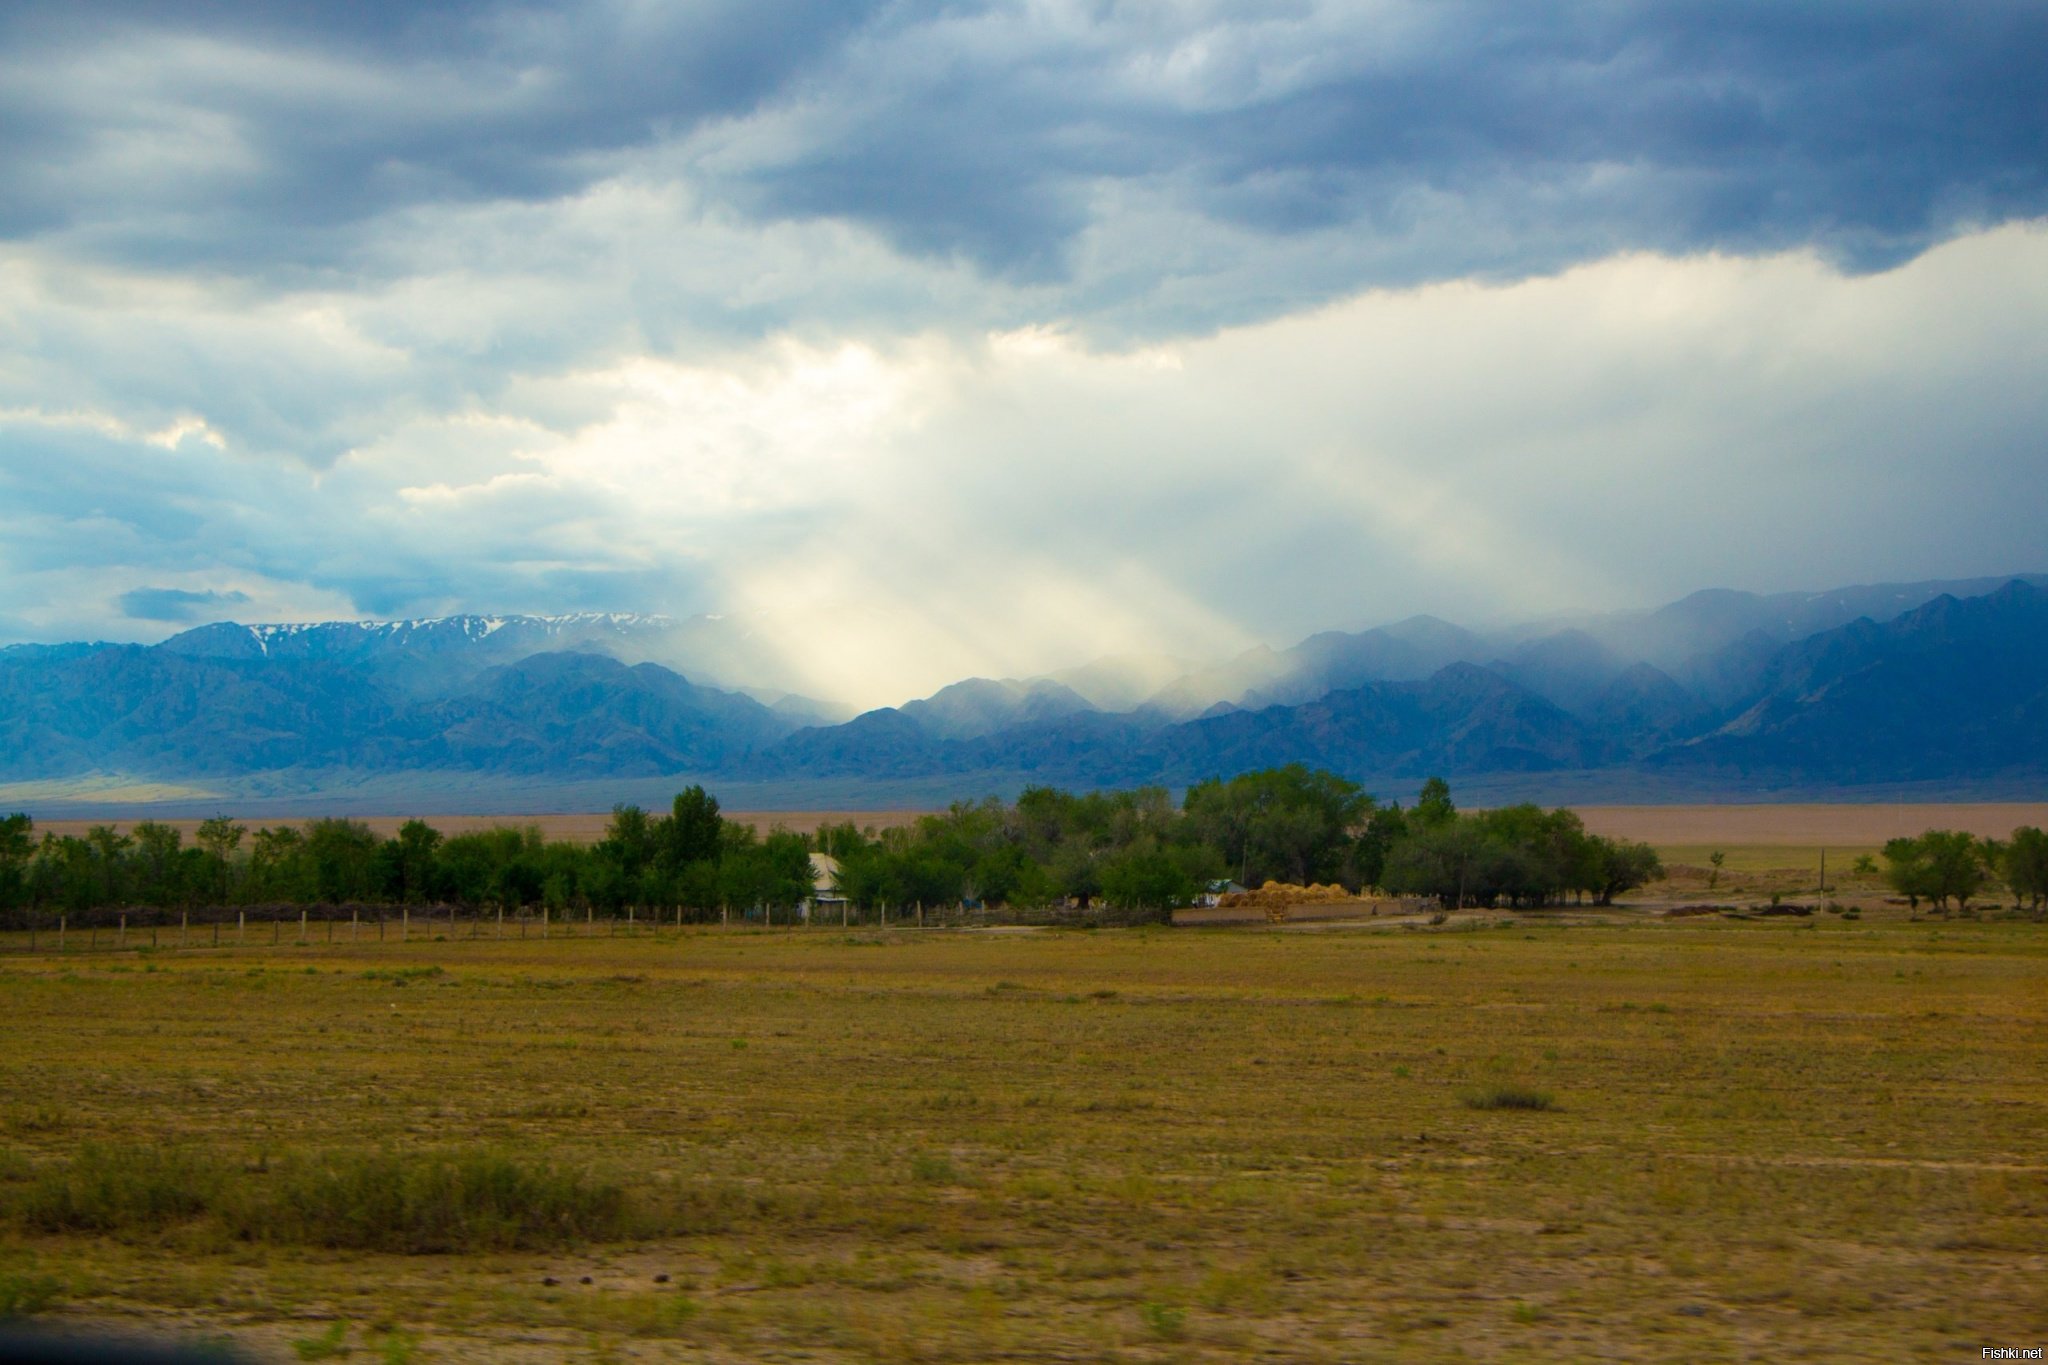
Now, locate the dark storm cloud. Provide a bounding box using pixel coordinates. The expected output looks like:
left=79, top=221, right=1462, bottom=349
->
left=3, top=2, right=2043, bottom=298
left=0, top=0, right=887, bottom=271
left=117, top=586, right=251, bottom=621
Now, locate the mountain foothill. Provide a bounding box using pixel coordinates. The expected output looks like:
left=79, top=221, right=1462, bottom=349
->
left=2, top=576, right=2045, bottom=799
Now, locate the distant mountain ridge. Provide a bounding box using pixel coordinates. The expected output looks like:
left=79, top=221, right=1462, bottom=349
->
left=1, top=574, right=2044, bottom=799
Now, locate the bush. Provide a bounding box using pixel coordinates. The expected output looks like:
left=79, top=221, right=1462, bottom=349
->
left=1461, top=1085, right=1557, bottom=1112
left=239, top=1151, right=630, bottom=1253
left=18, top=1145, right=226, bottom=1234
left=10, top=1147, right=633, bottom=1253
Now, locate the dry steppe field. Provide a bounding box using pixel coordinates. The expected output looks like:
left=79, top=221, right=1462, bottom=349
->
left=1, top=897, right=2043, bottom=1363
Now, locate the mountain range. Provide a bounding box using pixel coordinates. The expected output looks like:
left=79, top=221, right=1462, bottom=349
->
left=3, top=574, right=2045, bottom=805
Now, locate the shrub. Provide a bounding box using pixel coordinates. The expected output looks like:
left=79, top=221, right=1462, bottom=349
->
left=17, top=1145, right=226, bottom=1234
left=1461, top=1085, right=1557, bottom=1112
left=9, top=1147, right=633, bottom=1253
left=239, top=1151, right=630, bottom=1253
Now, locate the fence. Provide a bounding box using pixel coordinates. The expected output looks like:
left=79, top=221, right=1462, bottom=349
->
left=0, top=897, right=1168, bottom=952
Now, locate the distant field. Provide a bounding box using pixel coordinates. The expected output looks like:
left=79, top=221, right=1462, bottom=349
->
left=31, top=803, right=2047, bottom=870
left=1576, top=803, right=2048, bottom=845
left=0, top=913, right=2042, bottom=1361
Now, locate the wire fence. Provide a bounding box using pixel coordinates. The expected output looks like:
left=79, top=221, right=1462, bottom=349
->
left=0, top=898, right=1168, bottom=952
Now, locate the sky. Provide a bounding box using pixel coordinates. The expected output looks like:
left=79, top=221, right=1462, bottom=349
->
left=2, top=1, right=2045, bottom=708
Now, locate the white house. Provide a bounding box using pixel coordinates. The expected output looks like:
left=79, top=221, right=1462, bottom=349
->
left=805, top=852, right=847, bottom=922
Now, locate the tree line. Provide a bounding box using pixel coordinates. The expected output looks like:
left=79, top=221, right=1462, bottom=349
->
left=1881, top=828, right=2048, bottom=911
left=0, top=769, right=1668, bottom=926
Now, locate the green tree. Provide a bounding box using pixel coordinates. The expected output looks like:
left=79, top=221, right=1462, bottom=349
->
left=599, top=804, right=659, bottom=877
left=2002, top=827, right=2048, bottom=912
left=1182, top=765, right=1369, bottom=886
left=391, top=819, right=444, bottom=904
left=1382, top=819, right=1492, bottom=907
left=1350, top=803, right=1407, bottom=891
left=195, top=815, right=246, bottom=905
left=1099, top=842, right=1206, bottom=919
left=83, top=826, right=134, bottom=907
left=1588, top=838, right=1663, bottom=904
left=303, top=819, right=382, bottom=903
left=664, top=786, right=724, bottom=871
left=1413, top=777, right=1456, bottom=829
left=0, top=813, right=32, bottom=916
left=1883, top=831, right=1987, bottom=910
left=130, top=822, right=185, bottom=907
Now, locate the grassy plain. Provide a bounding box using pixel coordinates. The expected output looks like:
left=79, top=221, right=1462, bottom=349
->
left=1, top=908, right=2044, bottom=1363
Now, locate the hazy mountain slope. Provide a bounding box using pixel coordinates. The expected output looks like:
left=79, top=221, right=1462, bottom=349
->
left=1654, top=581, right=2048, bottom=780
left=0, top=647, right=796, bottom=782
left=1039, top=652, right=1193, bottom=711
left=1139, top=614, right=1494, bottom=719
left=1489, top=629, right=1627, bottom=713
left=1133, top=663, right=1602, bottom=781
left=5, top=576, right=2045, bottom=794
left=365, top=653, right=799, bottom=777
left=1580, top=662, right=1705, bottom=750
left=153, top=611, right=834, bottom=706
left=1566, top=572, right=2048, bottom=668
left=898, top=677, right=1096, bottom=741
left=0, top=646, right=396, bottom=777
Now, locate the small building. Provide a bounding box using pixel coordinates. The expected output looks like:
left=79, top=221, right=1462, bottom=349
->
left=1195, top=879, right=1246, bottom=908
left=804, top=852, right=847, bottom=922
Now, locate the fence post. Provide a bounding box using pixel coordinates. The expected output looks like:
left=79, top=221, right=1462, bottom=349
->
left=497, top=905, right=503, bottom=938
left=299, top=909, right=307, bottom=943
left=239, top=910, right=245, bottom=944
left=542, top=905, right=549, bottom=939
left=119, top=913, right=127, bottom=949
left=353, top=906, right=359, bottom=942
left=181, top=912, right=188, bottom=949
left=402, top=906, right=409, bottom=943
